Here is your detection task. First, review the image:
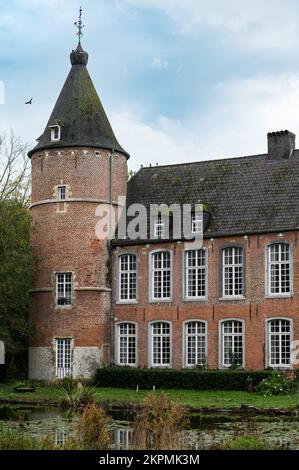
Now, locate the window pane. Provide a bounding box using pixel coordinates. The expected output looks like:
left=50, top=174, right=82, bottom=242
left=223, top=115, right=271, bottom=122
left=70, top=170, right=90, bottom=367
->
left=186, top=322, right=206, bottom=367
left=223, top=247, right=243, bottom=297
left=119, top=255, right=137, bottom=301
left=268, top=319, right=291, bottom=367
left=152, top=252, right=171, bottom=299
left=186, top=250, right=206, bottom=298
left=56, top=339, right=72, bottom=379
left=56, top=273, right=72, bottom=306
left=151, top=322, right=171, bottom=366
left=269, top=244, right=291, bottom=295
left=118, top=323, right=136, bottom=365
left=222, top=321, right=243, bottom=367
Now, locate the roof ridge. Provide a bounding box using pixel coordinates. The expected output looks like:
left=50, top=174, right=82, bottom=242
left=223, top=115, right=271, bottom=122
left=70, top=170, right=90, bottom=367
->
left=137, top=152, right=269, bottom=171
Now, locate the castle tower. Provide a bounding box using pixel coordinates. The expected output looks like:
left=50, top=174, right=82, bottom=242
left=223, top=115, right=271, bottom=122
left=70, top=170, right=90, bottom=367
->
left=28, top=15, right=129, bottom=380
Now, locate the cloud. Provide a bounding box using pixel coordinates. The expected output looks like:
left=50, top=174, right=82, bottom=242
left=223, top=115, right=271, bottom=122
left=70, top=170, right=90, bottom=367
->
left=1, top=0, right=299, bottom=177
left=120, top=0, right=299, bottom=54
left=112, top=72, right=299, bottom=171
left=111, top=112, right=197, bottom=171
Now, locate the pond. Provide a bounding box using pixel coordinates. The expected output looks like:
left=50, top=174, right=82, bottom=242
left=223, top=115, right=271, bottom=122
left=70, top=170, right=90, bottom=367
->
left=0, top=405, right=299, bottom=449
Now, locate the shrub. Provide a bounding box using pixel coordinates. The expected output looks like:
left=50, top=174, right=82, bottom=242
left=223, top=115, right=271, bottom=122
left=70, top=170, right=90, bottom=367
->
left=95, top=367, right=274, bottom=391
left=133, top=393, right=187, bottom=450
left=58, top=376, right=78, bottom=395
left=76, top=404, right=112, bottom=450
left=0, top=428, right=56, bottom=450
left=218, top=436, right=280, bottom=450
left=256, top=372, right=297, bottom=396
left=60, top=380, right=96, bottom=408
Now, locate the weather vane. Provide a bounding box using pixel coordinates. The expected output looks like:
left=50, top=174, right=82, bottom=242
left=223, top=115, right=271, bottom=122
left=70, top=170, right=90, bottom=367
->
left=74, top=6, right=85, bottom=43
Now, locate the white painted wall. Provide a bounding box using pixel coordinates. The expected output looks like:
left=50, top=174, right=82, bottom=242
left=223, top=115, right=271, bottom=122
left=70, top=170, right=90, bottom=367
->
left=29, top=346, right=102, bottom=380
left=73, top=347, right=101, bottom=379
left=28, top=347, right=53, bottom=380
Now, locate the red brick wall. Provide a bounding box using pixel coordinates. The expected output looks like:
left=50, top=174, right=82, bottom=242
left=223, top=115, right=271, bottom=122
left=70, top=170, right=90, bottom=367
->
left=113, top=232, right=299, bottom=370
left=30, top=147, right=127, bottom=360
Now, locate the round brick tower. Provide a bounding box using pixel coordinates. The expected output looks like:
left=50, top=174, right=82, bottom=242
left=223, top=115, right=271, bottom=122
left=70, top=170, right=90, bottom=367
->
left=28, top=38, right=129, bottom=380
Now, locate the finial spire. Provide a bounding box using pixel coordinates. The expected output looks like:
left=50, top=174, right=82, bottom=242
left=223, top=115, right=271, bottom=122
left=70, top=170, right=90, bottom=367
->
left=74, top=6, right=85, bottom=44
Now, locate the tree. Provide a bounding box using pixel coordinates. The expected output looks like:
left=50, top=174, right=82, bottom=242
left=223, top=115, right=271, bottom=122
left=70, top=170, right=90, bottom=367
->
left=0, top=131, right=30, bottom=206
left=0, top=132, right=31, bottom=376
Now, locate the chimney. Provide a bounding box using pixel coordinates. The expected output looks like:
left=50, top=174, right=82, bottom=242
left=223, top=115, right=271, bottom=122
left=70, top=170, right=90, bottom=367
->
left=267, top=130, right=296, bottom=160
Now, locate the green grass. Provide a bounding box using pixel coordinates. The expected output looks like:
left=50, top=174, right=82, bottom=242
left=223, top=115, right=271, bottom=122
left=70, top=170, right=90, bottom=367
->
left=93, top=387, right=299, bottom=409
left=0, top=381, right=64, bottom=403
left=0, top=381, right=298, bottom=410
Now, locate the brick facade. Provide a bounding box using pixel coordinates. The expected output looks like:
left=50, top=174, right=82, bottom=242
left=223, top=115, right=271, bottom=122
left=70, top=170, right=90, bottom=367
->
left=28, top=37, right=299, bottom=379
left=113, top=232, right=299, bottom=370
left=29, top=147, right=127, bottom=379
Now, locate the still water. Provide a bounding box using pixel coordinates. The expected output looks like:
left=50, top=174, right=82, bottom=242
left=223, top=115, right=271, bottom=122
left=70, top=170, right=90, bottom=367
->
left=0, top=405, right=299, bottom=450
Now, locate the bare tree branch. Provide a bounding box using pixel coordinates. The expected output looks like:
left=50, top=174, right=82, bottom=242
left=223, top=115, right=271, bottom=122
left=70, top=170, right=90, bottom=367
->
left=0, top=131, right=31, bottom=206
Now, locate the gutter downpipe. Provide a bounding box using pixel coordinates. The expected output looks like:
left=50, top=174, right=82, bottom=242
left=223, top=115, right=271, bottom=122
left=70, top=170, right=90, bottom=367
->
left=109, top=149, right=115, bottom=366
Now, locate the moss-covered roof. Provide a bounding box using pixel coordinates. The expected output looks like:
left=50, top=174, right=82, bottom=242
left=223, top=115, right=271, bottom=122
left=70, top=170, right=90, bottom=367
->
left=28, top=43, right=128, bottom=158
left=120, top=152, right=299, bottom=241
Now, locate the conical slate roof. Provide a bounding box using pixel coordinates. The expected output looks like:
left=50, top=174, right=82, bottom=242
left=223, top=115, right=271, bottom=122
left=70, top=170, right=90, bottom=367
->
left=28, top=43, right=129, bottom=158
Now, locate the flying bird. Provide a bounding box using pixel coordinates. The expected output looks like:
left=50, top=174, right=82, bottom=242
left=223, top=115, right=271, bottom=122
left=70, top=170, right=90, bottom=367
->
left=25, top=98, right=33, bottom=105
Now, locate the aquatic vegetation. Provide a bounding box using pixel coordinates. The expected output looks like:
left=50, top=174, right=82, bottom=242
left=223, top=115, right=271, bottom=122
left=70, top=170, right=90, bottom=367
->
left=76, top=404, right=112, bottom=450
left=217, top=435, right=284, bottom=450
left=60, top=380, right=96, bottom=408
left=133, top=392, right=188, bottom=450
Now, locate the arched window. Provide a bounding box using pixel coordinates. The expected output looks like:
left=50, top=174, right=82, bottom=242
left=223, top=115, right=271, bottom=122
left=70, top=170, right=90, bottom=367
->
left=185, top=249, right=207, bottom=299
left=185, top=321, right=207, bottom=367
left=151, top=251, right=172, bottom=300
left=116, top=323, right=137, bottom=366
left=267, top=243, right=291, bottom=296
left=119, top=254, right=137, bottom=302
left=267, top=319, right=292, bottom=368
left=220, top=320, right=244, bottom=368
left=222, top=247, right=243, bottom=297
left=150, top=322, right=171, bottom=367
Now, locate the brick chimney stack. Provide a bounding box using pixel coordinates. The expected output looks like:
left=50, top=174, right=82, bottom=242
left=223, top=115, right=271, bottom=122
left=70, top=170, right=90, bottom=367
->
left=267, top=130, right=296, bottom=160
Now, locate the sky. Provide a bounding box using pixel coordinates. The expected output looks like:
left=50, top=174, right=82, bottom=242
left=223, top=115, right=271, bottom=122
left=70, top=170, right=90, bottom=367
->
left=2, top=0, right=299, bottom=170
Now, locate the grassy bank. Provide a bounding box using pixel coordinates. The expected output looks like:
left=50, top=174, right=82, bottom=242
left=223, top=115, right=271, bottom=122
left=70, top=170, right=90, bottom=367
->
left=0, top=381, right=298, bottom=410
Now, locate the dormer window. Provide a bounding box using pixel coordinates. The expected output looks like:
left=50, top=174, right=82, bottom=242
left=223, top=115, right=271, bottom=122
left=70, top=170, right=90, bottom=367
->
left=154, top=214, right=165, bottom=239
left=50, top=125, right=61, bottom=141
left=58, top=185, right=66, bottom=201
left=191, top=212, right=202, bottom=234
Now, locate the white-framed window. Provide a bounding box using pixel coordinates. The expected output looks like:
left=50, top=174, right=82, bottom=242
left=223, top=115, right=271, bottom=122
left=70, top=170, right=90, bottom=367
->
left=220, top=320, right=244, bottom=368
left=184, top=321, right=207, bottom=367
left=56, top=273, right=73, bottom=306
left=222, top=247, right=243, bottom=297
left=151, top=251, right=172, bottom=301
left=154, top=214, right=165, bottom=238
left=119, top=254, right=137, bottom=302
left=191, top=212, right=202, bottom=234
left=267, top=319, right=292, bottom=368
left=116, top=323, right=137, bottom=366
left=150, top=322, right=171, bottom=367
left=50, top=125, right=61, bottom=141
left=55, top=338, right=72, bottom=379
left=267, top=243, right=291, bottom=296
left=58, top=185, right=66, bottom=201
left=185, top=249, right=207, bottom=299
left=113, top=428, right=133, bottom=450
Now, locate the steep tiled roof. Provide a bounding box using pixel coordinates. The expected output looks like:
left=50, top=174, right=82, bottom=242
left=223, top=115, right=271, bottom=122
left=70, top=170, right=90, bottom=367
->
left=28, top=43, right=129, bottom=158
left=124, top=151, right=299, bottom=240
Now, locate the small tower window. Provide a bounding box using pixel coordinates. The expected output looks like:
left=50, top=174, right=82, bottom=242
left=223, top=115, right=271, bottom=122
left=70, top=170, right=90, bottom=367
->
left=56, top=273, right=73, bottom=306
left=50, top=125, right=61, bottom=141
left=58, top=185, right=66, bottom=201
